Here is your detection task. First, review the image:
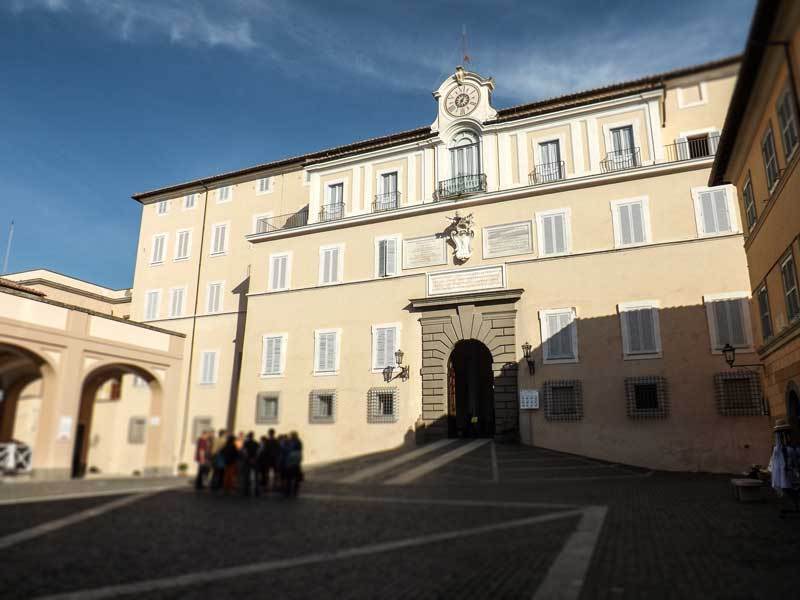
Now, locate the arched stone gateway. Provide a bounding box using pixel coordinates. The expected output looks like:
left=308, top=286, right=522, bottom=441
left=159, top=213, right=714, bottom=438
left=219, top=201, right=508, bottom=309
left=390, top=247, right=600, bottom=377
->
left=410, top=289, right=523, bottom=440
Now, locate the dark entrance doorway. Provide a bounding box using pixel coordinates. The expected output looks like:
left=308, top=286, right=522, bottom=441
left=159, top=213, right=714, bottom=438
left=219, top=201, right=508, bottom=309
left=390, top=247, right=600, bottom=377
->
left=787, top=385, right=800, bottom=437
left=447, top=339, right=494, bottom=437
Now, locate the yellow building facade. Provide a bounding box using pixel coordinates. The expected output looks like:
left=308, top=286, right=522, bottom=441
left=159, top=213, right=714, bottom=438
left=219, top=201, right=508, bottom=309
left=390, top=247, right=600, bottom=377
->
left=711, top=0, right=800, bottom=437
left=126, top=56, right=771, bottom=474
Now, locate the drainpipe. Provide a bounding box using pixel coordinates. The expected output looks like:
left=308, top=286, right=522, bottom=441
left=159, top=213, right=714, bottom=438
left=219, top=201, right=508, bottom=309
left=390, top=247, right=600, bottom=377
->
left=177, top=181, right=210, bottom=460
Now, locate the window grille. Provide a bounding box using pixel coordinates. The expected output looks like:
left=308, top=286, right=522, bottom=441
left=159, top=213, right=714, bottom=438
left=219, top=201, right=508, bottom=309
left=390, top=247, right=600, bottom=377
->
left=255, top=393, right=279, bottom=424
left=543, top=380, right=583, bottom=421
left=367, top=387, right=399, bottom=423
left=309, top=389, right=337, bottom=423
left=713, top=371, right=765, bottom=416
left=625, top=376, right=669, bottom=419
left=128, top=417, right=147, bottom=444
left=192, top=416, right=213, bottom=441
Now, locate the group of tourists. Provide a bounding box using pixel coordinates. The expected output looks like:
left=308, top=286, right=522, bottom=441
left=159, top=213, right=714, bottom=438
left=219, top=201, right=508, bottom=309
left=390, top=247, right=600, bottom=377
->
left=193, top=428, right=303, bottom=497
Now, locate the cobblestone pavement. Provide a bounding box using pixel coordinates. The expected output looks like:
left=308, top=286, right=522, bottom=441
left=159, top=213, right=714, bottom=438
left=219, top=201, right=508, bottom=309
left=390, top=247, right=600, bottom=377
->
left=0, top=442, right=797, bottom=599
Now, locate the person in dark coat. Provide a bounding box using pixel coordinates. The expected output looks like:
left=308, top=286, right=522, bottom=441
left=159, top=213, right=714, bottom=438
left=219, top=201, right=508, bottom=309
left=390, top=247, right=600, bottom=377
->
left=283, top=431, right=303, bottom=497
left=221, top=435, right=240, bottom=494
left=241, top=432, right=260, bottom=496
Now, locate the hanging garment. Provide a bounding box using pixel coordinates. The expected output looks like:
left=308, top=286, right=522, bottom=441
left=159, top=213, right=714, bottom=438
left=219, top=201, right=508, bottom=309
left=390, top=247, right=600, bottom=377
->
left=770, top=433, right=790, bottom=492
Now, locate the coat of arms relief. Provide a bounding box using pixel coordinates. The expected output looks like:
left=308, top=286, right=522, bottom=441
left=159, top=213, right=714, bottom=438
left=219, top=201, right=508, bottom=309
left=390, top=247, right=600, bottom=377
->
left=444, top=212, right=475, bottom=263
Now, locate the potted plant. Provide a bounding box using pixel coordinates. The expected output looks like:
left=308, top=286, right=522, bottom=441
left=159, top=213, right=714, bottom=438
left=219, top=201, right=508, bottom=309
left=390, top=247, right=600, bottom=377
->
left=177, top=463, right=189, bottom=476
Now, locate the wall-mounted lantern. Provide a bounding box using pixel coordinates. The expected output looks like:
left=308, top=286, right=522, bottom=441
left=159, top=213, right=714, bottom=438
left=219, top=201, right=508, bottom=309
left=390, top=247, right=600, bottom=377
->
left=521, top=341, right=535, bottom=376
left=383, top=349, right=410, bottom=382
left=722, top=343, right=765, bottom=371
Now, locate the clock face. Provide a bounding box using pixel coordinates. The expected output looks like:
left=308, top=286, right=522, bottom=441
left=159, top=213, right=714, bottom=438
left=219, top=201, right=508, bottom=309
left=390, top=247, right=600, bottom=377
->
left=445, top=84, right=480, bottom=117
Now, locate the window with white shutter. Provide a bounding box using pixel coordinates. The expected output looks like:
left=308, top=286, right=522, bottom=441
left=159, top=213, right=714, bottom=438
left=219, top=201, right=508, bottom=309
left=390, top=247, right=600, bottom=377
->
left=372, top=324, right=399, bottom=370
left=206, top=281, right=224, bottom=314
left=156, top=200, right=169, bottom=215
left=743, top=176, right=756, bottom=231
left=536, top=209, right=570, bottom=256
left=175, top=229, right=191, bottom=260
left=693, top=186, right=734, bottom=237
left=168, top=286, right=185, bottom=318
left=781, top=253, right=800, bottom=322
left=611, top=197, right=650, bottom=247
left=253, top=213, right=272, bottom=234
left=540, top=308, right=578, bottom=363
left=210, top=223, right=229, bottom=255
left=199, top=351, right=218, bottom=384
left=261, top=334, right=286, bottom=376
left=777, top=87, right=799, bottom=160
left=314, top=329, right=340, bottom=374
left=704, top=294, right=752, bottom=350
left=144, top=289, right=161, bottom=321
left=319, top=245, right=343, bottom=284
left=618, top=301, right=662, bottom=358
left=757, top=285, right=773, bottom=341
left=216, top=186, right=232, bottom=203
left=375, top=236, right=400, bottom=277
left=150, top=234, right=167, bottom=265
left=257, top=177, right=271, bottom=194
left=184, top=194, right=197, bottom=210
left=269, top=253, right=290, bottom=291
left=762, top=127, right=779, bottom=191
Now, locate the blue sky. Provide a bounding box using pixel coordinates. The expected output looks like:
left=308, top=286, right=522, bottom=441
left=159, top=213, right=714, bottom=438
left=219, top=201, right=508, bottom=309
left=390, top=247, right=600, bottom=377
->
left=0, top=0, right=756, bottom=289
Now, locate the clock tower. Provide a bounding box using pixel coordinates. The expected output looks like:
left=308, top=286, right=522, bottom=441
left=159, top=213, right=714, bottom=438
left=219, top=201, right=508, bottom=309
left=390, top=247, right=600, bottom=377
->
left=431, top=66, right=497, bottom=135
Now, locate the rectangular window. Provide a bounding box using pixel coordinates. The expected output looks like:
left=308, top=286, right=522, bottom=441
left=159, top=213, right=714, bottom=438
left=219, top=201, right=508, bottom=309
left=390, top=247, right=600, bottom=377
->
left=192, top=416, right=213, bottom=441
left=319, top=245, right=343, bottom=284
left=206, top=281, right=224, bottom=314
left=537, top=140, right=563, bottom=182
left=144, top=289, right=161, bottom=321
left=168, top=286, right=185, bottom=318
left=611, top=197, right=649, bottom=247
left=199, top=351, right=218, bottom=385
left=184, top=194, right=197, bottom=210
left=376, top=236, right=399, bottom=277
left=372, top=324, right=399, bottom=370
left=269, top=253, right=290, bottom=291
left=608, top=125, right=638, bottom=169
left=762, top=127, right=780, bottom=190
left=261, top=334, right=286, bottom=377
left=540, top=308, right=578, bottom=363
left=217, top=186, right=232, bottom=203
left=625, top=376, right=669, bottom=418
left=781, top=253, right=800, bottom=322
left=256, top=393, right=279, bottom=423
left=619, top=301, right=662, bottom=358
left=743, top=175, right=757, bottom=231
left=327, top=183, right=343, bottom=205
left=132, top=375, right=147, bottom=388
left=693, top=187, right=733, bottom=236
left=254, top=214, right=272, bottom=234
left=757, top=284, right=773, bottom=341
left=175, top=229, right=191, bottom=260
left=314, top=329, right=340, bottom=374
left=381, top=172, right=398, bottom=195
left=309, top=389, right=336, bottom=423
left=705, top=295, right=751, bottom=350
left=777, top=88, right=799, bottom=160
left=257, top=177, right=271, bottom=194
left=156, top=200, right=169, bottom=215
left=127, top=417, right=147, bottom=444
left=367, top=387, right=399, bottom=423
left=150, top=233, right=167, bottom=265
left=543, top=380, right=583, bottom=421
left=210, top=223, right=228, bottom=255
left=536, top=209, right=570, bottom=256
left=714, top=371, right=764, bottom=416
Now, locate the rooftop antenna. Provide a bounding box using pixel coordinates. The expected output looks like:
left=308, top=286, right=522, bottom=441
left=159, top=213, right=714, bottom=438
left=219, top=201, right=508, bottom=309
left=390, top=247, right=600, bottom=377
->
left=461, top=24, right=471, bottom=68
left=2, top=220, right=13, bottom=275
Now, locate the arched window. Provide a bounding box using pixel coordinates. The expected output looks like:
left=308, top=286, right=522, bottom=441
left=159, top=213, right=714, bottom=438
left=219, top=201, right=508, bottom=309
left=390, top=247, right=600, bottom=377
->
left=450, top=131, right=480, bottom=178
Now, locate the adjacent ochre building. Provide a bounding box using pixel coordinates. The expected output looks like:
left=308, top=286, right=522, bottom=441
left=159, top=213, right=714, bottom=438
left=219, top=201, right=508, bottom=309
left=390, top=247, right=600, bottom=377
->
left=710, top=0, right=800, bottom=437
left=122, top=54, right=771, bottom=475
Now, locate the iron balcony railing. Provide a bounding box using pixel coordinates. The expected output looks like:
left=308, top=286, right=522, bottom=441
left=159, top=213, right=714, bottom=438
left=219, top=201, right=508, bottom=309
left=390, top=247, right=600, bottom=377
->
left=663, top=133, right=720, bottom=163
left=601, top=147, right=641, bottom=173
left=319, top=202, right=345, bottom=223
left=252, top=206, right=309, bottom=234
left=373, top=191, right=400, bottom=212
left=436, top=173, right=487, bottom=200
left=530, top=160, right=566, bottom=185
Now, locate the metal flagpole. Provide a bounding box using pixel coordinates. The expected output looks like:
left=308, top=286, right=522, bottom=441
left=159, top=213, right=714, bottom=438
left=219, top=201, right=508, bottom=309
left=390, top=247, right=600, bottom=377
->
left=1, top=220, right=13, bottom=274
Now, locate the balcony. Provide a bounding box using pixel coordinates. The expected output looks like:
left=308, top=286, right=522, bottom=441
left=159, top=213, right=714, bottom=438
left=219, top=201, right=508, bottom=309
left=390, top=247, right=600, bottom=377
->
left=601, top=148, right=641, bottom=173
left=252, top=206, right=309, bottom=234
left=664, top=133, right=720, bottom=162
left=530, top=160, right=566, bottom=185
left=373, top=191, right=400, bottom=213
left=437, top=174, right=487, bottom=200
left=319, top=202, right=345, bottom=223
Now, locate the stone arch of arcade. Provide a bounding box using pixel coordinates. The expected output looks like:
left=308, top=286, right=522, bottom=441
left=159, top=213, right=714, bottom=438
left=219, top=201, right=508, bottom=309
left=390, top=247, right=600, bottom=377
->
left=410, top=289, right=524, bottom=440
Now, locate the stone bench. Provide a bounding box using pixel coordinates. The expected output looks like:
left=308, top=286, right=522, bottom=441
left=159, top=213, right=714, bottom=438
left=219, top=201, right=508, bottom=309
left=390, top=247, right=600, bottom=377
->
left=731, top=478, right=765, bottom=502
